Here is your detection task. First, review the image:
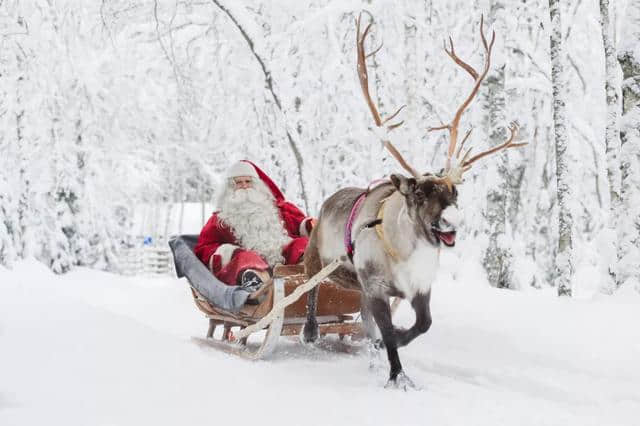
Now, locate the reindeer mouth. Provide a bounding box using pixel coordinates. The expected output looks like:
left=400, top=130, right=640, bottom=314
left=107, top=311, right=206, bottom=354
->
left=433, top=229, right=456, bottom=247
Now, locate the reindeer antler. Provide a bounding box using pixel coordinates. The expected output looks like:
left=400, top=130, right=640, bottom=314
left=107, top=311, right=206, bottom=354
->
left=461, top=121, right=527, bottom=167
left=356, top=12, right=420, bottom=179
left=428, top=15, right=526, bottom=187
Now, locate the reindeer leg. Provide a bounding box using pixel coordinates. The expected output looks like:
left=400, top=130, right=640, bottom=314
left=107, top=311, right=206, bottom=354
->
left=360, top=293, right=382, bottom=344
left=302, top=286, right=319, bottom=343
left=368, top=297, right=414, bottom=389
left=395, top=290, right=432, bottom=348
left=360, top=296, right=385, bottom=371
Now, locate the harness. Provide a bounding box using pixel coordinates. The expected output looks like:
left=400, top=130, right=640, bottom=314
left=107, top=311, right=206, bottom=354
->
left=344, top=180, right=397, bottom=262
left=374, top=196, right=399, bottom=261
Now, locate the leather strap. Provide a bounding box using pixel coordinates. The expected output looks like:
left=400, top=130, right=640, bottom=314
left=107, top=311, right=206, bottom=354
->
left=374, top=197, right=399, bottom=261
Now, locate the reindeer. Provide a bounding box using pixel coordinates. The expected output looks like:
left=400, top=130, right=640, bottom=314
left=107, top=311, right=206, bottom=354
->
left=302, top=13, right=526, bottom=388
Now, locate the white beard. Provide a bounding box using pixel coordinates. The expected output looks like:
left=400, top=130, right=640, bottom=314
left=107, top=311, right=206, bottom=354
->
left=218, top=184, right=291, bottom=266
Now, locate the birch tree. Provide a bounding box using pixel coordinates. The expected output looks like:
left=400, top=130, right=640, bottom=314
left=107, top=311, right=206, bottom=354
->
left=617, top=0, right=640, bottom=289
left=599, top=0, right=622, bottom=293
left=0, top=15, right=17, bottom=266
left=548, top=0, right=573, bottom=296
left=0, top=176, right=17, bottom=266
left=482, top=1, right=514, bottom=289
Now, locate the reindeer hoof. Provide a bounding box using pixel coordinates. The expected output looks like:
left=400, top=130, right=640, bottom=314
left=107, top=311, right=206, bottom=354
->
left=385, top=371, right=418, bottom=391
left=302, top=322, right=319, bottom=343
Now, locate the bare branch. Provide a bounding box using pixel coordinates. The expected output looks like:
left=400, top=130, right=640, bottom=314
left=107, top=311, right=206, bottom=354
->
left=211, top=0, right=309, bottom=210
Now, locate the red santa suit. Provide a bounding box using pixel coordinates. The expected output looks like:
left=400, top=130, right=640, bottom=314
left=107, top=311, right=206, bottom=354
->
left=194, top=161, right=313, bottom=285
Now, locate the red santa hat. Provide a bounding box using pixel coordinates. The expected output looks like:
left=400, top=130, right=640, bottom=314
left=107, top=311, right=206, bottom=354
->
left=227, top=160, right=284, bottom=202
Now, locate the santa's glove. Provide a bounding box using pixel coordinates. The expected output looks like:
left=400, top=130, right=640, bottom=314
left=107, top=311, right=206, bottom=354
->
left=213, top=244, right=240, bottom=267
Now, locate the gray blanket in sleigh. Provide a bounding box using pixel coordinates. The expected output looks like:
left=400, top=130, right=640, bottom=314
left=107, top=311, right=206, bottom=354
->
left=168, top=235, right=251, bottom=312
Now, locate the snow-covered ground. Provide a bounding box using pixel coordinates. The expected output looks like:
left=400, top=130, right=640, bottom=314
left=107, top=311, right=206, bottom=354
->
left=1, top=254, right=639, bottom=426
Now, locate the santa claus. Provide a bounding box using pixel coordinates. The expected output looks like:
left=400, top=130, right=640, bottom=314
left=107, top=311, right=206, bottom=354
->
left=195, top=160, right=314, bottom=289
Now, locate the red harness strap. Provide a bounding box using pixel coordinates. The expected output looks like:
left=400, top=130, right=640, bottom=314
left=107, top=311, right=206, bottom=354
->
left=344, top=179, right=390, bottom=262
left=344, top=191, right=367, bottom=262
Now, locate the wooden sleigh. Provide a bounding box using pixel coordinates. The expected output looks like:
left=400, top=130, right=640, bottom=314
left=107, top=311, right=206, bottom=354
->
left=169, top=235, right=364, bottom=359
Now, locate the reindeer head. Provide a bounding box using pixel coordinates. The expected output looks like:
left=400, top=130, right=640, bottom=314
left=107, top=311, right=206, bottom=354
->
left=355, top=12, right=525, bottom=247
left=390, top=174, right=460, bottom=247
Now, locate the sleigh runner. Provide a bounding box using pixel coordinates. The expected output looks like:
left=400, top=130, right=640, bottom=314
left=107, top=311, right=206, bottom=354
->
left=169, top=235, right=363, bottom=359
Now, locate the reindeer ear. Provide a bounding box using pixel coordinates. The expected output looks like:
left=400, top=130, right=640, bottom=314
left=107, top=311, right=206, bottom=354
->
left=390, top=174, right=416, bottom=195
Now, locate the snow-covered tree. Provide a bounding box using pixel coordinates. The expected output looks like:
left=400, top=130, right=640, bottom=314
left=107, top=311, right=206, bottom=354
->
left=598, top=0, right=622, bottom=293
left=0, top=0, right=631, bottom=298
left=548, top=0, right=574, bottom=296
left=482, top=1, right=514, bottom=289
left=617, top=0, right=640, bottom=290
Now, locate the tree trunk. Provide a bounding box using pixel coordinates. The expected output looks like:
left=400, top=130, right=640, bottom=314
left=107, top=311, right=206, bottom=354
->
left=549, top=0, right=574, bottom=297
left=482, top=2, right=513, bottom=289
left=599, top=0, right=623, bottom=293
left=617, top=1, right=640, bottom=289
left=15, top=60, right=30, bottom=259
left=483, top=63, right=514, bottom=288
left=0, top=186, right=17, bottom=267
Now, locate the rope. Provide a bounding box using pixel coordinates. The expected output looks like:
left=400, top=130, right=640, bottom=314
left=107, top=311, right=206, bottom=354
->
left=374, top=197, right=400, bottom=261
left=233, top=257, right=346, bottom=340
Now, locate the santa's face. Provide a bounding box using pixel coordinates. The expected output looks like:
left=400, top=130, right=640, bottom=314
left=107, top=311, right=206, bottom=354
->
left=225, top=180, right=273, bottom=209
left=233, top=176, right=253, bottom=190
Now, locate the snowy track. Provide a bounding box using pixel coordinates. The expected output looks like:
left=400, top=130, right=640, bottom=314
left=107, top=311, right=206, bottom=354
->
left=1, top=259, right=638, bottom=426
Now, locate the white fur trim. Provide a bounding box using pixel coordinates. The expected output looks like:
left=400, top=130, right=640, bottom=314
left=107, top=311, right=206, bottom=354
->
left=226, top=161, right=259, bottom=179
left=215, top=244, right=239, bottom=267
left=299, top=217, right=313, bottom=237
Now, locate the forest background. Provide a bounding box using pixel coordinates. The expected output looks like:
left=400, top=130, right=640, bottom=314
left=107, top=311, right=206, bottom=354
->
left=0, top=0, right=638, bottom=297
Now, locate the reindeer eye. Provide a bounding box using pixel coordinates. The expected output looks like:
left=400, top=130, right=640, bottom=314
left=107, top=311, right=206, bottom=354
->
left=415, top=190, right=426, bottom=203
